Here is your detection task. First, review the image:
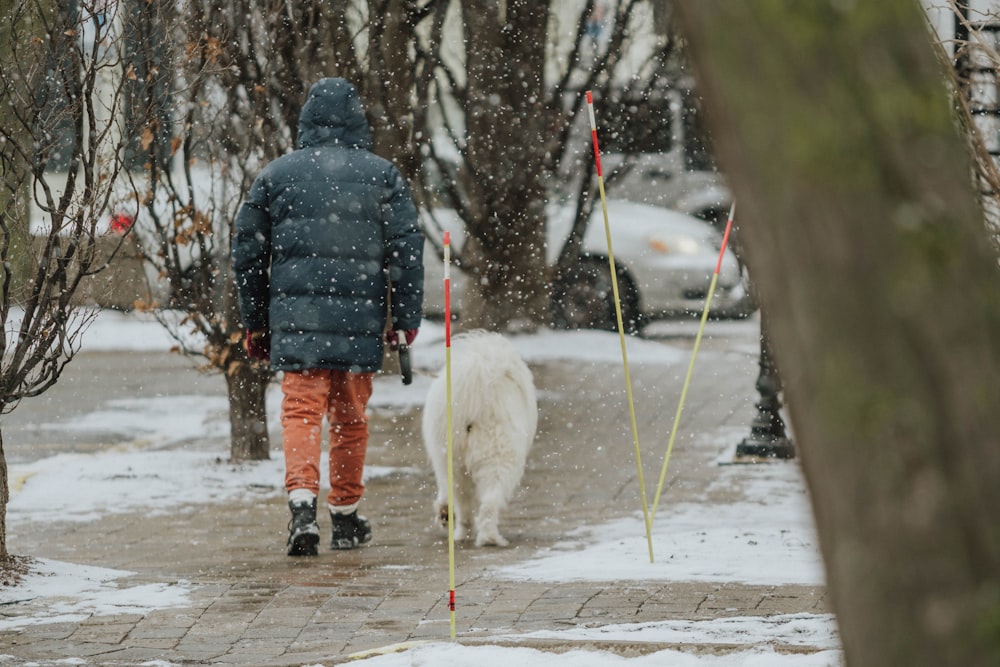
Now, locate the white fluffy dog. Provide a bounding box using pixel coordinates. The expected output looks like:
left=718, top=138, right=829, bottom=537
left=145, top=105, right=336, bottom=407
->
left=421, top=331, right=538, bottom=547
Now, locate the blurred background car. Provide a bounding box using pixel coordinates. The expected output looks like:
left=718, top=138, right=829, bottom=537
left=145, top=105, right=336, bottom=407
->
left=422, top=199, right=755, bottom=334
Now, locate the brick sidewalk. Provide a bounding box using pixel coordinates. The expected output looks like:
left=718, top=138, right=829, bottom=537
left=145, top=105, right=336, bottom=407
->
left=0, top=322, right=830, bottom=665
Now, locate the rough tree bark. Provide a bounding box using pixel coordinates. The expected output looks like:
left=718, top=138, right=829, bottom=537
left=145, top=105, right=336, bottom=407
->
left=674, top=2, right=1000, bottom=665
left=367, top=0, right=420, bottom=183
left=225, top=361, right=272, bottom=461
left=0, top=434, right=7, bottom=558
left=458, top=0, right=551, bottom=330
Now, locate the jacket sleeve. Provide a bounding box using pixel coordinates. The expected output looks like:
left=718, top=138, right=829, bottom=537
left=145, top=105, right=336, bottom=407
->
left=231, top=174, right=272, bottom=332
left=383, top=168, right=424, bottom=331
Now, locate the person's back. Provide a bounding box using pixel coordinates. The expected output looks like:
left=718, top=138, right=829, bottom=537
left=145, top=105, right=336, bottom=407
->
left=232, top=77, right=423, bottom=556
left=234, top=77, right=423, bottom=373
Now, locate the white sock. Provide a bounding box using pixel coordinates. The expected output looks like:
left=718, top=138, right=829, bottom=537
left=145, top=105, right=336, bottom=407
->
left=329, top=501, right=359, bottom=515
left=288, top=488, right=316, bottom=505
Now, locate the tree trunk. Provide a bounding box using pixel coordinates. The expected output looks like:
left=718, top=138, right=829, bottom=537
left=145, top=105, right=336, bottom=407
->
left=226, top=361, right=272, bottom=461
left=0, top=430, right=8, bottom=559
left=674, top=3, right=1000, bottom=666
left=367, top=0, right=419, bottom=182
left=459, top=0, right=552, bottom=331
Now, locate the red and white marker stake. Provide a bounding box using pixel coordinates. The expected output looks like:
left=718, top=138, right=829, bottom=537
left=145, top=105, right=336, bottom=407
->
left=651, top=203, right=736, bottom=522
left=586, top=91, right=655, bottom=563
left=443, top=231, right=456, bottom=638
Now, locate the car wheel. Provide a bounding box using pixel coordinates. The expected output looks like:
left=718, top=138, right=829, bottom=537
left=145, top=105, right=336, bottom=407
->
left=694, top=206, right=729, bottom=234
left=551, top=255, right=642, bottom=334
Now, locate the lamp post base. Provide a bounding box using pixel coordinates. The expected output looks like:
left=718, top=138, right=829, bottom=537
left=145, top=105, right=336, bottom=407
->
left=733, top=314, right=796, bottom=463
left=734, top=436, right=796, bottom=461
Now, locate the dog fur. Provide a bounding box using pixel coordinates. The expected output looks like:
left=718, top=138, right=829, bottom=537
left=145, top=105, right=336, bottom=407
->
left=421, top=331, right=538, bottom=546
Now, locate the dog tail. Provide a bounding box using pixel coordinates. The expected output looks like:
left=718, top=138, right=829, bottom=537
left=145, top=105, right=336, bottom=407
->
left=448, top=332, right=537, bottom=440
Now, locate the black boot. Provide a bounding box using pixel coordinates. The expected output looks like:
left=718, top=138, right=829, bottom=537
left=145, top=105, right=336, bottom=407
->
left=287, top=498, right=320, bottom=556
left=329, top=510, right=372, bottom=550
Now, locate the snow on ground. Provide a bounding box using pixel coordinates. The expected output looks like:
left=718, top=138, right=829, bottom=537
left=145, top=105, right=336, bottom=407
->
left=346, top=643, right=842, bottom=667
left=1, top=309, right=841, bottom=666
left=7, top=447, right=414, bottom=525
left=514, top=612, right=839, bottom=648
left=496, top=449, right=823, bottom=586
left=0, top=558, right=192, bottom=632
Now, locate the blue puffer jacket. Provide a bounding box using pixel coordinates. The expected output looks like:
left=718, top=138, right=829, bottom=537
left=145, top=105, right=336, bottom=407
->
left=232, top=78, right=424, bottom=372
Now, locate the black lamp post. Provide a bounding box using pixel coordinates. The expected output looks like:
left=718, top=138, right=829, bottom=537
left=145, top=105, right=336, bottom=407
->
left=734, top=313, right=795, bottom=460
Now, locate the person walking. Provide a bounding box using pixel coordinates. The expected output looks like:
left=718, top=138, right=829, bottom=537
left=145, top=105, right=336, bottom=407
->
left=232, top=78, right=424, bottom=556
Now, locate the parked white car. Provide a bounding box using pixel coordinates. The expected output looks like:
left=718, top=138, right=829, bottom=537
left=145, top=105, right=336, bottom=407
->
left=422, top=199, right=755, bottom=332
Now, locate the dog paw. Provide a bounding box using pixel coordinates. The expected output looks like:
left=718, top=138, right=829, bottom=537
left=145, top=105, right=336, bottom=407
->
left=435, top=504, right=472, bottom=541
left=475, top=531, right=509, bottom=548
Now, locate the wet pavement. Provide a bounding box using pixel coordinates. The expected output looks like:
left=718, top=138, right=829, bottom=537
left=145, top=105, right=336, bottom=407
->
left=0, top=317, right=830, bottom=665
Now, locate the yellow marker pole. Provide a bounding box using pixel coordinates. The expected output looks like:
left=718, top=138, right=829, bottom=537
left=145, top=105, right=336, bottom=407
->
left=651, top=203, right=736, bottom=522
left=443, top=231, right=457, bottom=639
left=586, top=91, right=654, bottom=563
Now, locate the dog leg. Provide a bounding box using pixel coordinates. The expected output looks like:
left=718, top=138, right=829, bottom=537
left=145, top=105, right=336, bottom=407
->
left=474, top=504, right=508, bottom=547
left=472, top=473, right=513, bottom=547
left=452, top=475, right=477, bottom=542
left=433, top=495, right=449, bottom=532
left=434, top=487, right=468, bottom=542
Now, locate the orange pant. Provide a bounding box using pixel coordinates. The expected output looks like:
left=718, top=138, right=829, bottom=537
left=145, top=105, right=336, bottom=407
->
left=280, top=369, right=374, bottom=508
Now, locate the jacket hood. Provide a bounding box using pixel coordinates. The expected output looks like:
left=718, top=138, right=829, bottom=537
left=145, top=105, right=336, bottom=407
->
left=296, top=78, right=373, bottom=150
